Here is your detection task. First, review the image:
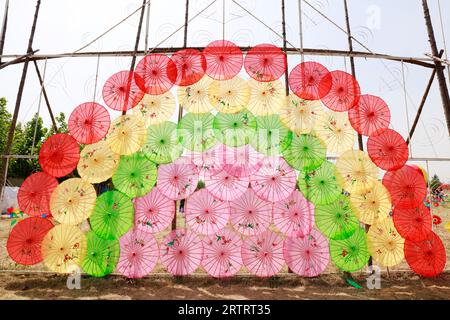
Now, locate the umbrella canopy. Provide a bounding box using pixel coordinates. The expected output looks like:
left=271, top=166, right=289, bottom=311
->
left=247, top=79, right=285, bottom=116
left=189, top=143, right=227, bottom=179
left=7, top=217, right=54, bottom=265
left=156, top=162, right=199, bottom=200
left=141, top=121, right=183, bottom=164
left=222, top=145, right=263, bottom=178
left=201, top=228, right=243, bottom=278
left=320, top=70, right=360, bottom=112
left=393, top=203, right=432, bottom=241
left=90, top=190, right=134, bottom=240
left=50, top=178, right=97, bottom=225
left=68, top=102, right=110, bottom=144
left=230, top=188, right=273, bottom=236
left=178, top=112, right=216, bottom=152
left=203, top=40, right=243, bottom=80
left=283, top=228, right=330, bottom=277
left=132, top=92, right=176, bottom=127
left=404, top=231, right=446, bottom=277
left=106, top=114, right=147, bottom=155
left=251, top=114, right=290, bottom=156
left=315, top=195, right=359, bottom=240
left=288, top=61, right=332, bottom=100
left=116, top=228, right=159, bottom=278
left=185, top=189, right=230, bottom=235
left=171, top=48, right=206, bottom=86
left=213, top=109, right=257, bottom=147
left=112, top=152, right=157, bottom=198
left=18, top=172, right=58, bottom=217
left=177, top=76, right=214, bottom=114
left=41, top=224, right=87, bottom=274
left=134, top=187, right=175, bottom=234
left=204, top=168, right=249, bottom=201
left=39, top=133, right=80, bottom=178
left=208, top=76, right=249, bottom=113
left=160, top=228, right=203, bottom=276
left=314, top=110, right=355, bottom=154
left=297, top=160, right=342, bottom=206
left=367, top=128, right=409, bottom=171
left=329, top=226, right=370, bottom=272
left=244, top=44, right=286, bottom=82
left=134, top=53, right=177, bottom=95
left=250, top=156, right=297, bottom=202
left=382, top=164, right=427, bottom=209
left=280, top=95, right=322, bottom=135
left=282, top=133, right=326, bottom=172
left=81, top=231, right=120, bottom=277
left=102, top=71, right=144, bottom=111
left=348, top=94, right=391, bottom=136
left=241, top=230, right=285, bottom=277
left=367, top=218, right=405, bottom=267
left=77, top=140, right=120, bottom=184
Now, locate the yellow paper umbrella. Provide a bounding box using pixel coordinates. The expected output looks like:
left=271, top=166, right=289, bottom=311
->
left=50, top=178, right=97, bottom=225
left=314, top=110, right=355, bottom=154
left=77, top=140, right=120, bottom=184
left=106, top=114, right=147, bottom=155
left=367, top=218, right=405, bottom=267
left=41, top=224, right=87, bottom=274
left=335, top=150, right=379, bottom=194
left=247, top=78, right=286, bottom=116
left=132, top=92, right=176, bottom=127
left=177, top=76, right=214, bottom=113
left=208, top=76, right=249, bottom=113
left=350, top=178, right=392, bottom=225
left=280, top=95, right=322, bottom=134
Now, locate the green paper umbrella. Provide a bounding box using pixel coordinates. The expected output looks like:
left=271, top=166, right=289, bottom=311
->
left=213, top=110, right=257, bottom=147
left=298, top=160, right=342, bottom=205
left=178, top=112, right=217, bottom=152
left=90, top=190, right=134, bottom=240
left=329, top=227, right=370, bottom=272
left=282, top=133, right=326, bottom=172
left=81, top=231, right=120, bottom=277
left=250, top=114, right=291, bottom=156
left=112, top=152, right=157, bottom=198
left=315, top=195, right=359, bottom=240
left=141, top=121, right=183, bottom=164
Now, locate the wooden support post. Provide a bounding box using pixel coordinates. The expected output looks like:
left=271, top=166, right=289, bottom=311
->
left=281, top=0, right=289, bottom=96
left=0, top=0, right=9, bottom=65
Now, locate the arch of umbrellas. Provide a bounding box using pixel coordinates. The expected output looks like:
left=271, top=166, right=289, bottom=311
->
left=7, top=40, right=446, bottom=279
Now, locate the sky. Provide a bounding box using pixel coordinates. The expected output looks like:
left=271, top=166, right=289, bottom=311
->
left=0, top=0, right=450, bottom=180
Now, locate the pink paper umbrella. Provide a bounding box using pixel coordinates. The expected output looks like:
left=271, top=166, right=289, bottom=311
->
left=134, top=188, right=175, bottom=234
left=250, top=157, right=297, bottom=202
left=273, top=190, right=315, bottom=237
left=156, top=162, right=199, bottom=200
left=283, top=228, right=329, bottom=277
left=160, top=228, right=203, bottom=276
left=185, top=189, right=230, bottom=235
left=204, top=169, right=249, bottom=201
left=223, top=145, right=263, bottom=178
left=201, top=228, right=243, bottom=278
left=116, top=228, right=159, bottom=279
left=188, top=143, right=227, bottom=179
left=230, top=188, right=272, bottom=236
left=241, top=230, right=285, bottom=277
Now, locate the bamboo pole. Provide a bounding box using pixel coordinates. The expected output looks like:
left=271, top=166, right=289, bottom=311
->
left=0, top=0, right=9, bottom=65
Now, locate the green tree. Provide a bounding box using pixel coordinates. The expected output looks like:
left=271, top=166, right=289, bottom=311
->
left=47, top=112, right=68, bottom=136
left=0, top=97, right=11, bottom=154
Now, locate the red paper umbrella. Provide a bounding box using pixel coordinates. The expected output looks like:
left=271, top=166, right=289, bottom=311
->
left=134, top=54, right=177, bottom=95
left=367, top=128, right=409, bottom=171
left=172, top=48, right=206, bottom=86
left=7, top=217, right=54, bottom=265
left=18, top=172, right=58, bottom=217
left=39, top=133, right=80, bottom=178
left=288, top=61, right=332, bottom=100
left=159, top=228, right=203, bottom=276
left=201, top=228, right=243, bottom=278
left=404, top=231, right=446, bottom=277
left=393, top=203, right=432, bottom=241
left=382, top=165, right=427, bottom=209
left=241, top=230, right=285, bottom=277
left=320, top=70, right=360, bottom=112
left=203, top=40, right=243, bottom=80
left=68, top=102, right=110, bottom=144
left=102, top=71, right=144, bottom=111
left=348, top=94, right=391, bottom=136
left=244, top=44, right=286, bottom=82
left=185, top=189, right=230, bottom=235
left=204, top=169, right=249, bottom=201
